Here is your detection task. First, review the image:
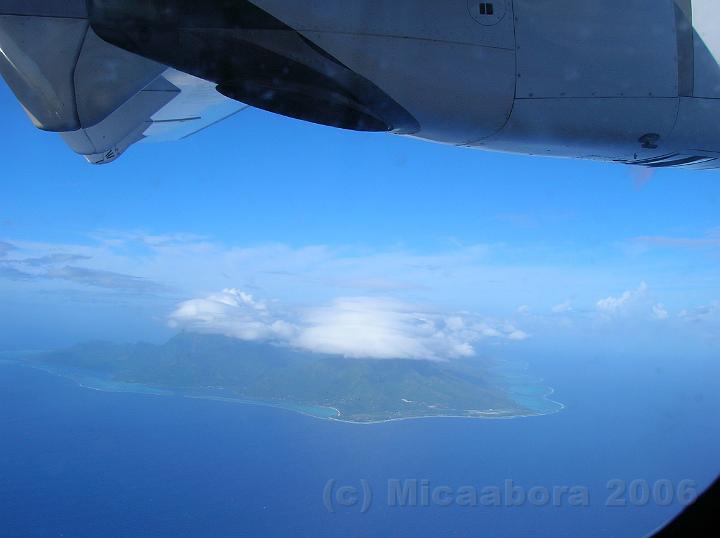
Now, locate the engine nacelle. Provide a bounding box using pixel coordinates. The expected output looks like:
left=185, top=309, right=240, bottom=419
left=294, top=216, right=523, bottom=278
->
left=2, top=0, right=719, bottom=168
left=88, top=0, right=419, bottom=134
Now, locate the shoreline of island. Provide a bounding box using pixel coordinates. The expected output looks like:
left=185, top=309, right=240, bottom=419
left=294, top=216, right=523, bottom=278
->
left=3, top=358, right=565, bottom=425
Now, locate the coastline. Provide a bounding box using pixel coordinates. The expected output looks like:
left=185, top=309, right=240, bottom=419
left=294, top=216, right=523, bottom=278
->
left=3, top=358, right=564, bottom=425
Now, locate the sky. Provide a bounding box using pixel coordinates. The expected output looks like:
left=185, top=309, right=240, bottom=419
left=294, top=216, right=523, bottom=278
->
left=1, top=80, right=719, bottom=359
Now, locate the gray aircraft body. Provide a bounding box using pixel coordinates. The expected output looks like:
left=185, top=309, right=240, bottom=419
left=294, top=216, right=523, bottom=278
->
left=1, top=0, right=719, bottom=169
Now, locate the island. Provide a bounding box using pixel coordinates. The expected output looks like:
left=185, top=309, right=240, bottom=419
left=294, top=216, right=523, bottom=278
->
left=22, top=333, right=563, bottom=423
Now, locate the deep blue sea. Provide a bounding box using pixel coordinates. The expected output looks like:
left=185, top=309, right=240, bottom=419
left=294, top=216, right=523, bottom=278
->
left=0, top=352, right=717, bottom=538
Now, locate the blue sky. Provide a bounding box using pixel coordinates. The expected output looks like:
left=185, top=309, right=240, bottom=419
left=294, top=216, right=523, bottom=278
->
left=1, top=81, right=719, bottom=357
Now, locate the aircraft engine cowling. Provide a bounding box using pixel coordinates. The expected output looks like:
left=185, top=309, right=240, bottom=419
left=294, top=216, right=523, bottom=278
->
left=87, top=0, right=421, bottom=134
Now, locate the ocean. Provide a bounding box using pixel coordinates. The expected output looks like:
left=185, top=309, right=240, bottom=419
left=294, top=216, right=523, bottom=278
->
left=0, top=351, right=717, bottom=538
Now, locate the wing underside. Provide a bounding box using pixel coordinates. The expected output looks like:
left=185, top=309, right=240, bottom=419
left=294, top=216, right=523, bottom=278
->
left=0, top=6, right=248, bottom=164
left=62, top=68, right=250, bottom=165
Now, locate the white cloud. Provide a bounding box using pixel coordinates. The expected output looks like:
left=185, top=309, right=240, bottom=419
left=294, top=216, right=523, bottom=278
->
left=507, top=328, right=530, bottom=341
left=652, top=303, right=669, bottom=320
left=92, top=230, right=209, bottom=248
left=552, top=301, right=573, bottom=314
left=596, top=282, right=648, bottom=315
left=169, top=289, right=295, bottom=341
left=0, top=241, right=15, bottom=257
left=168, top=291, right=527, bottom=361
left=634, top=229, right=720, bottom=249
left=45, top=266, right=169, bottom=293
left=516, top=305, right=531, bottom=316
left=679, top=302, right=720, bottom=323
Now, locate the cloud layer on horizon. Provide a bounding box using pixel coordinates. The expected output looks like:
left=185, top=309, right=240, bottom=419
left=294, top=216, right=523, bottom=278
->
left=0, top=240, right=169, bottom=294
left=2, top=231, right=719, bottom=349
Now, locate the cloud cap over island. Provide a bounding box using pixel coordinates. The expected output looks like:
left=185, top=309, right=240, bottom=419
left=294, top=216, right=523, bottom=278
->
left=168, top=289, right=528, bottom=361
